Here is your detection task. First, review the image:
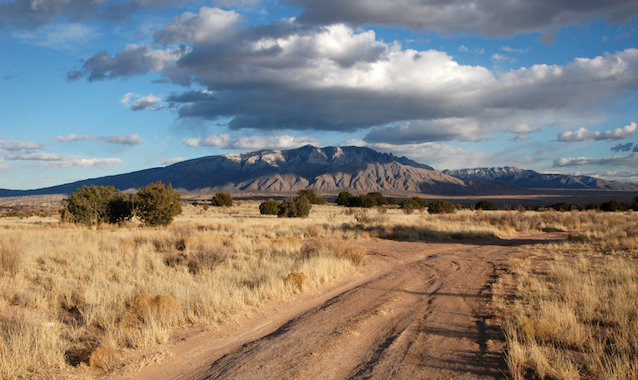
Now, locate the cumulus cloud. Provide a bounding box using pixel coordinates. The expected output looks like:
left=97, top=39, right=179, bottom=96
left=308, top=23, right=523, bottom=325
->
left=72, top=17, right=638, bottom=137
left=154, top=7, right=243, bottom=45
left=120, top=93, right=164, bottom=111
left=501, top=46, right=532, bottom=53
left=0, top=0, right=201, bottom=30
left=183, top=134, right=320, bottom=150
left=56, top=133, right=93, bottom=142
left=364, top=118, right=488, bottom=144
left=96, top=134, right=145, bottom=145
left=558, top=122, right=637, bottom=142
left=553, top=152, right=638, bottom=167
left=288, top=0, right=638, bottom=37
left=611, top=142, right=634, bottom=152
left=67, top=44, right=189, bottom=82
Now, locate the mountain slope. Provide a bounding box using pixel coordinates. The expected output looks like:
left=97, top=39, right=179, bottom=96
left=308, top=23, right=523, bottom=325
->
left=2, top=146, right=495, bottom=196
left=443, top=167, right=638, bottom=191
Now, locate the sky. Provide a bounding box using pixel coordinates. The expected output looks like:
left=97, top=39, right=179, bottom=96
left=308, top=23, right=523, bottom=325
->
left=1, top=0, right=638, bottom=190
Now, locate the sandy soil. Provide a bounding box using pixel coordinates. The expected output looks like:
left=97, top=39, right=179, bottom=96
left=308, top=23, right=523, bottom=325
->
left=110, top=232, right=566, bottom=380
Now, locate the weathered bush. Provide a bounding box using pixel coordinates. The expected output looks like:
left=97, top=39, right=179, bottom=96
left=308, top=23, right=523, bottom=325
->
left=135, top=181, right=182, bottom=226
left=428, top=200, right=457, bottom=214
left=297, top=189, right=326, bottom=204
left=61, top=185, right=133, bottom=226
left=259, top=200, right=279, bottom=215
left=475, top=200, right=496, bottom=211
left=210, top=192, right=233, bottom=207
left=278, top=196, right=311, bottom=218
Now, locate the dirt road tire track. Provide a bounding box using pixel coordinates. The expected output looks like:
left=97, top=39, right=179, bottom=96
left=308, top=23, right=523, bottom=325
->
left=111, top=233, right=565, bottom=380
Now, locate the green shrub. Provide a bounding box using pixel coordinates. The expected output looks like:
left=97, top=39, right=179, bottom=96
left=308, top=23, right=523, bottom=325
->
left=600, top=200, right=625, bottom=212
left=335, top=191, right=354, bottom=206
left=61, top=185, right=133, bottom=226
left=632, top=196, right=638, bottom=211
left=135, top=182, right=182, bottom=226
left=297, top=190, right=326, bottom=205
left=210, top=192, right=233, bottom=207
left=385, top=197, right=397, bottom=206
left=475, top=200, right=496, bottom=211
left=259, top=200, right=279, bottom=215
left=278, top=197, right=311, bottom=218
left=586, top=203, right=601, bottom=210
left=401, top=197, right=428, bottom=212
left=428, top=200, right=456, bottom=214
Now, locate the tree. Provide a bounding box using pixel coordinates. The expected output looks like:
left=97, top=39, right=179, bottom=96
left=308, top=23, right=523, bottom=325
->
left=135, top=181, right=182, bottom=226
left=297, top=189, right=326, bottom=205
left=61, top=185, right=133, bottom=226
left=428, top=200, right=456, bottom=214
left=335, top=191, right=354, bottom=206
left=475, top=200, right=496, bottom=211
left=278, top=196, right=311, bottom=218
left=211, top=192, right=233, bottom=207
left=259, top=200, right=279, bottom=215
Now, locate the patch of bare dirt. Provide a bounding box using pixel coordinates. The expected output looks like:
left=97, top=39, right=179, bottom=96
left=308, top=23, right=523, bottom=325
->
left=109, top=232, right=566, bottom=380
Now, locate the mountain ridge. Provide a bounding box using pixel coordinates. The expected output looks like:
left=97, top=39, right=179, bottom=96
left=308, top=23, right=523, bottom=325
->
left=1, top=146, right=636, bottom=197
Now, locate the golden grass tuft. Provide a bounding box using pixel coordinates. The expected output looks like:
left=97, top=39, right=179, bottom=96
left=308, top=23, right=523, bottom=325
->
left=287, top=272, right=308, bottom=291
left=88, top=345, right=120, bottom=371
left=131, top=294, right=182, bottom=327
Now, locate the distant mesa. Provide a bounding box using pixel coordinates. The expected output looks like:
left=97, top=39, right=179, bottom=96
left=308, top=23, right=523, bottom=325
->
left=1, top=146, right=637, bottom=197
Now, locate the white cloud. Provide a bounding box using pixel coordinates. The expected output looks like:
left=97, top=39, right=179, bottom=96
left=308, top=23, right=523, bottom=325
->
left=501, top=46, right=532, bottom=53
left=182, top=135, right=320, bottom=150
left=96, top=134, right=146, bottom=145
left=154, top=7, right=243, bottom=44
left=491, top=53, right=516, bottom=62
left=553, top=152, right=638, bottom=167
left=458, top=45, right=484, bottom=54
left=0, top=160, right=10, bottom=171
left=0, top=139, right=45, bottom=151
left=367, top=142, right=487, bottom=170
left=4, top=152, right=122, bottom=168
left=364, top=118, right=489, bottom=144
left=558, top=122, right=637, bottom=142
left=131, top=94, right=163, bottom=111
left=56, top=133, right=93, bottom=142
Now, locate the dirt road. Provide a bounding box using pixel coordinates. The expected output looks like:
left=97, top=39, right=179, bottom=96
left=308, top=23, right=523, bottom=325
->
left=113, top=233, right=564, bottom=380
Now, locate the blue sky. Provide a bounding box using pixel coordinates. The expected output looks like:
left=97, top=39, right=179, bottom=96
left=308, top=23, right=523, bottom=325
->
left=1, top=0, right=638, bottom=190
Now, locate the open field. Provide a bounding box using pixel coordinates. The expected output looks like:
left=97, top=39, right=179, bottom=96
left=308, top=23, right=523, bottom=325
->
left=1, top=199, right=637, bottom=379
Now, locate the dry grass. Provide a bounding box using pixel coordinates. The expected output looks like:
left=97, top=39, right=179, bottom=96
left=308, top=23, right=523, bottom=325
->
left=1, top=201, right=635, bottom=379
left=496, top=210, right=638, bottom=380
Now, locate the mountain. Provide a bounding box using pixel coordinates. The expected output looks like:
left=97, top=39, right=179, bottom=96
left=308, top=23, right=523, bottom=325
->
left=1, top=146, right=505, bottom=197
left=443, top=167, right=638, bottom=191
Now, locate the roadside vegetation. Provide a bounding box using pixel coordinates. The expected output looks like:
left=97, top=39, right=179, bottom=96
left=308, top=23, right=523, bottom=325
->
left=0, top=191, right=637, bottom=379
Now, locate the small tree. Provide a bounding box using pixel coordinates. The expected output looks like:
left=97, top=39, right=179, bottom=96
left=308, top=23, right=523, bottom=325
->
left=401, top=197, right=427, bottom=212
left=61, top=185, right=133, bottom=226
left=259, top=200, right=279, bottom=215
left=385, top=197, right=397, bottom=206
left=475, top=200, right=496, bottom=211
left=136, top=181, right=182, bottom=226
left=297, top=190, right=326, bottom=205
left=278, top=197, right=311, bottom=218
left=335, top=191, right=354, bottom=206
left=211, top=192, right=233, bottom=207
left=632, top=196, right=638, bottom=211
left=428, top=200, right=456, bottom=214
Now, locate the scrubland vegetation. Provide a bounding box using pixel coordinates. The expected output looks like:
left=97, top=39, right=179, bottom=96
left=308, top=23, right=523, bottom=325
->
left=0, top=197, right=636, bottom=379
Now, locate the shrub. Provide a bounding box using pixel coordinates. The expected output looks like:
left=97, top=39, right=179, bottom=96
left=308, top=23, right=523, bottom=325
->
left=570, top=203, right=584, bottom=211
left=131, top=294, right=182, bottom=327
left=335, top=191, right=354, bottom=206
left=287, top=272, right=308, bottom=290
left=259, top=200, right=279, bottom=215
left=278, top=196, right=312, bottom=218
left=428, top=200, right=457, bottom=214
left=385, top=197, right=397, bottom=205
left=210, top=192, right=233, bottom=207
left=586, top=203, right=601, bottom=210
left=401, top=197, right=428, bottom=212
left=600, top=200, right=625, bottom=212
left=297, top=189, right=326, bottom=204
left=475, top=200, right=496, bottom=211
left=61, top=185, right=133, bottom=226
left=135, top=181, right=182, bottom=226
